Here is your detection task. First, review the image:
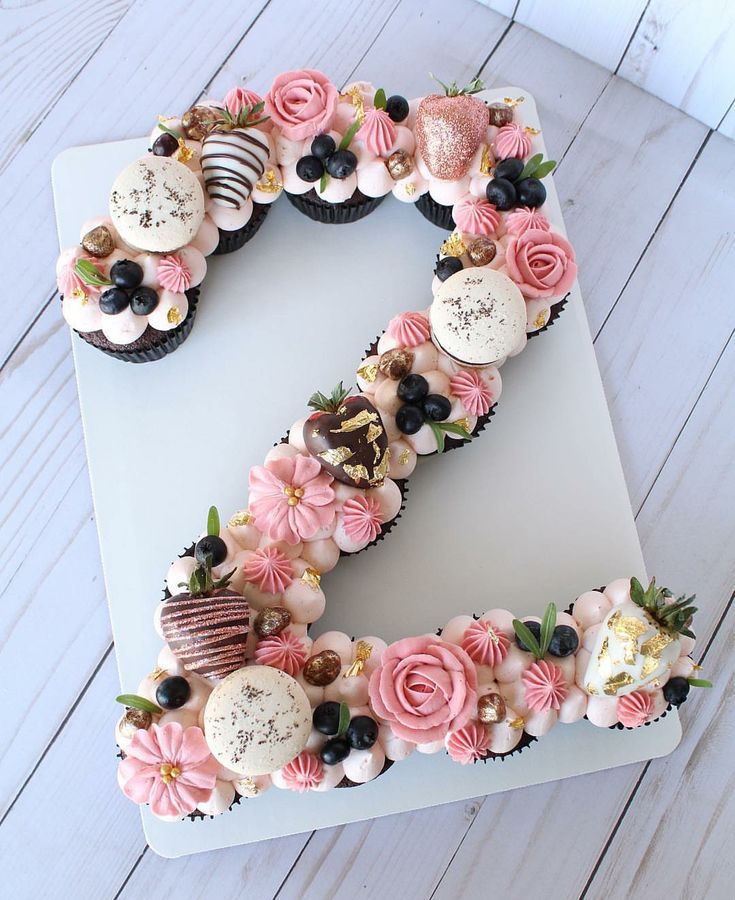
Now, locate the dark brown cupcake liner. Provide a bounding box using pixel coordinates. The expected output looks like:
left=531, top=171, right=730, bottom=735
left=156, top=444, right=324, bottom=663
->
left=478, top=728, right=538, bottom=762
left=70, top=286, right=200, bottom=364
left=416, top=192, right=456, bottom=230
left=525, top=293, right=569, bottom=342
left=337, top=756, right=394, bottom=788
left=211, top=202, right=270, bottom=255
left=286, top=188, right=385, bottom=224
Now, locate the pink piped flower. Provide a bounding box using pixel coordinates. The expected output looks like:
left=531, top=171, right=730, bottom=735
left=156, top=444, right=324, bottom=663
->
left=118, top=722, right=219, bottom=819
left=461, top=619, right=510, bottom=667
left=341, top=494, right=383, bottom=545
left=243, top=546, right=294, bottom=594
left=522, top=660, right=568, bottom=713
left=265, top=69, right=338, bottom=142
left=254, top=628, right=307, bottom=676
left=505, top=228, right=577, bottom=300
left=505, top=206, right=550, bottom=236
left=280, top=751, right=324, bottom=792
left=223, top=86, right=264, bottom=121
left=356, top=106, right=397, bottom=157
left=446, top=722, right=490, bottom=764
left=248, top=455, right=336, bottom=545
left=157, top=255, right=192, bottom=293
left=493, top=123, right=532, bottom=160
left=617, top=690, right=654, bottom=728
left=386, top=311, right=430, bottom=348
left=452, top=196, right=500, bottom=237
left=449, top=369, right=494, bottom=417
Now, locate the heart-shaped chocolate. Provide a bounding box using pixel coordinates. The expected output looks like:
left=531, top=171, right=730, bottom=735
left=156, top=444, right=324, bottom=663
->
left=415, top=93, right=489, bottom=180
left=303, top=395, right=390, bottom=489
left=160, top=587, right=250, bottom=680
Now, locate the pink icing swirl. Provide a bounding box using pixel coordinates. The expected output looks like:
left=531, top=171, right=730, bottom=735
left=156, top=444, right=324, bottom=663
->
left=617, top=690, right=654, bottom=728
left=157, top=255, right=192, bottom=293
left=356, top=106, right=397, bottom=157
left=493, top=123, right=532, bottom=160
left=386, top=311, right=430, bottom=348
left=118, top=722, right=219, bottom=818
left=254, top=628, right=307, bottom=676
left=452, top=196, right=501, bottom=237
left=505, top=228, right=577, bottom=300
left=368, top=635, right=477, bottom=744
left=446, top=722, right=490, bottom=764
left=505, top=206, right=551, bottom=236
left=265, top=69, right=338, bottom=141
left=342, top=494, right=383, bottom=545
left=243, top=546, right=294, bottom=594
left=223, top=86, right=263, bottom=121
left=521, top=660, right=568, bottom=713
left=461, top=619, right=510, bottom=666
left=249, top=455, right=336, bottom=545
left=449, top=369, right=494, bottom=417
left=280, top=751, right=324, bottom=792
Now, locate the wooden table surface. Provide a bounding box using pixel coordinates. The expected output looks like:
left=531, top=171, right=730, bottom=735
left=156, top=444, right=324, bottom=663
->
left=1, top=1, right=733, bottom=897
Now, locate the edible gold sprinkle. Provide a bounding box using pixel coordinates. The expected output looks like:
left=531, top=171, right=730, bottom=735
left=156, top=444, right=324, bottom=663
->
left=229, top=509, right=253, bottom=526
left=357, top=363, right=379, bottom=383
left=509, top=716, right=525, bottom=730
left=533, top=310, right=548, bottom=329
left=603, top=671, right=634, bottom=696
left=398, top=448, right=410, bottom=465
left=318, top=446, right=354, bottom=466
left=71, top=287, right=87, bottom=301
left=167, top=306, right=182, bottom=325
left=440, top=233, right=466, bottom=258
left=503, top=96, right=525, bottom=107
left=344, top=640, right=373, bottom=677
left=404, top=182, right=416, bottom=196
left=454, top=417, right=471, bottom=432
left=330, top=409, right=379, bottom=433
left=691, top=663, right=702, bottom=671
left=301, top=567, right=321, bottom=590
left=524, top=126, right=541, bottom=136
left=176, top=138, right=194, bottom=163
left=341, top=85, right=366, bottom=125
left=149, top=666, right=167, bottom=681
left=479, top=144, right=493, bottom=176
left=256, top=169, right=283, bottom=193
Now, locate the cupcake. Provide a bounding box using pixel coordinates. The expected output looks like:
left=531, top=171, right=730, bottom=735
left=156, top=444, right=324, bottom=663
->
left=58, top=156, right=209, bottom=362
left=269, top=72, right=426, bottom=224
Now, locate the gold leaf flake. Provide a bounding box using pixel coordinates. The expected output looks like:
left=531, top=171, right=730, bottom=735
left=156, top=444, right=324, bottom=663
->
left=229, top=509, right=253, bottom=526
left=318, top=446, right=354, bottom=466
left=71, top=287, right=87, bottom=301
left=586, top=682, right=598, bottom=696
left=167, top=306, right=183, bottom=325
left=343, top=640, right=373, bottom=677
left=343, top=463, right=370, bottom=484
left=509, top=716, right=525, bottom=730
left=255, top=169, right=283, bottom=193
left=149, top=666, right=167, bottom=681
left=366, top=422, right=383, bottom=443
left=176, top=139, right=194, bottom=163
left=301, top=567, right=321, bottom=591
left=356, top=363, right=379, bottom=383
left=641, top=655, right=659, bottom=679
left=440, top=233, right=466, bottom=258
left=370, top=447, right=391, bottom=485
left=640, top=630, right=673, bottom=659
left=404, top=182, right=416, bottom=196
left=341, top=85, right=365, bottom=125
left=603, top=671, right=634, bottom=696
left=533, top=310, right=548, bottom=329
left=453, top=417, right=471, bottom=432
left=398, top=448, right=410, bottom=465
left=524, top=126, right=541, bottom=136
left=503, top=96, right=525, bottom=107
left=330, top=409, right=379, bottom=433
left=608, top=611, right=648, bottom=664
left=479, top=144, right=493, bottom=176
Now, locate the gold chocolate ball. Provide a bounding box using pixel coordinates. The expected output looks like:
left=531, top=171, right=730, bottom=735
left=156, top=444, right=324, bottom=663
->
left=303, top=649, right=342, bottom=686
left=386, top=149, right=414, bottom=181
left=254, top=606, right=291, bottom=638
left=378, top=348, right=415, bottom=380
left=467, top=237, right=497, bottom=267
left=119, top=708, right=153, bottom=739
left=81, top=225, right=114, bottom=258
left=477, top=692, right=506, bottom=724
left=181, top=105, right=224, bottom=141
left=487, top=103, right=513, bottom=128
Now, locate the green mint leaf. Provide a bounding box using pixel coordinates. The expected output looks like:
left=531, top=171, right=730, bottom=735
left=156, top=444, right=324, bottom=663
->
left=337, top=702, right=351, bottom=736
left=116, top=694, right=162, bottom=714
left=687, top=678, right=713, bottom=688
left=374, top=87, right=387, bottom=109
left=518, top=153, right=543, bottom=182
left=74, top=258, right=112, bottom=287
left=427, top=420, right=446, bottom=453
left=629, top=576, right=646, bottom=607
left=339, top=116, right=361, bottom=150
left=540, top=602, right=557, bottom=657
left=207, top=505, right=220, bottom=537
left=438, top=422, right=473, bottom=441
left=512, top=619, right=541, bottom=659
left=319, top=170, right=329, bottom=193
left=531, top=159, right=556, bottom=180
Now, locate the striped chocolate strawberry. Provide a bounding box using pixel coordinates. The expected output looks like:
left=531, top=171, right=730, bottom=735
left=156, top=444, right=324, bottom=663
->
left=415, top=75, right=489, bottom=180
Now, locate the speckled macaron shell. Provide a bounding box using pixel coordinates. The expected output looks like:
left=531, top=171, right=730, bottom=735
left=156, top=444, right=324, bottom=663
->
left=109, top=156, right=205, bottom=253
left=429, top=268, right=526, bottom=366
left=203, top=665, right=312, bottom=776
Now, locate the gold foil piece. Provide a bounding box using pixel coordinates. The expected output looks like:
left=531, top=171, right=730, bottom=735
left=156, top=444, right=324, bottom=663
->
left=72, top=287, right=88, bottom=303
left=343, top=640, right=373, bottom=678
left=608, top=611, right=648, bottom=664
left=366, top=422, right=383, bottom=443
left=586, top=682, right=598, bottom=695
left=176, top=138, right=194, bottom=163
left=454, top=417, right=471, bottom=432
left=343, top=463, right=370, bottom=483
left=318, top=446, right=354, bottom=466
left=149, top=666, right=168, bottom=681
left=509, top=716, right=525, bottom=730
left=479, top=144, right=493, bottom=176
left=255, top=169, right=283, bottom=193
left=229, top=509, right=253, bottom=526
left=533, top=310, right=548, bottom=329
left=398, top=448, right=410, bottom=465
left=301, top=567, right=321, bottom=591
left=356, top=363, right=379, bottom=383
left=167, top=306, right=183, bottom=325
left=503, top=96, right=525, bottom=107
left=641, top=655, right=659, bottom=679
left=440, top=233, right=466, bottom=258
left=370, top=448, right=391, bottom=484
left=640, top=630, right=673, bottom=659
left=603, top=671, right=635, bottom=696
left=330, top=409, right=379, bottom=433
left=404, top=182, right=416, bottom=196
left=524, top=126, right=541, bottom=136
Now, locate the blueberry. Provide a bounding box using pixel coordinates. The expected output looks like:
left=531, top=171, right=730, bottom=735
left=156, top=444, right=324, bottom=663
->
left=486, top=177, right=517, bottom=211
left=129, top=286, right=159, bottom=316
left=296, top=155, right=324, bottom=183
left=435, top=256, right=463, bottom=282
left=194, top=534, right=227, bottom=567
left=99, top=287, right=129, bottom=315
left=326, top=149, right=357, bottom=179
left=548, top=625, right=579, bottom=657
left=155, top=675, right=191, bottom=710
left=313, top=701, right=341, bottom=735
left=320, top=736, right=351, bottom=766
left=110, top=259, right=144, bottom=290
left=515, top=620, right=541, bottom=652
left=663, top=676, right=690, bottom=707
left=152, top=133, right=179, bottom=157
left=346, top=715, right=379, bottom=750
left=395, top=404, right=425, bottom=435
left=422, top=394, right=451, bottom=422
left=311, top=134, right=336, bottom=160
left=397, top=373, right=429, bottom=404
left=494, top=157, right=524, bottom=182
left=516, top=177, right=546, bottom=208
left=385, top=95, right=409, bottom=123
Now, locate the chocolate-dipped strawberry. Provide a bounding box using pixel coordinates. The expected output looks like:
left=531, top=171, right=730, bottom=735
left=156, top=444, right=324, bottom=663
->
left=201, top=127, right=270, bottom=209
left=415, top=75, right=489, bottom=180
left=303, top=382, right=390, bottom=489
left=160, top=507, right=249, bottom=680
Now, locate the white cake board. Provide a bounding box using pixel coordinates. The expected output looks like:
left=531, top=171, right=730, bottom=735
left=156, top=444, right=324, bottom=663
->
left=52, top=89, right=680, bottom=858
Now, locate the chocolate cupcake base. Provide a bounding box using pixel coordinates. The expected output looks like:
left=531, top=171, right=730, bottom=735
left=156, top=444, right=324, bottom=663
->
left=416, top=193, right=456, bottom=231
left=286, top=188, right=385, bottom=224
left=212, top=202, right=270, bottom=255
left=73, top=286, right=200, bottom=364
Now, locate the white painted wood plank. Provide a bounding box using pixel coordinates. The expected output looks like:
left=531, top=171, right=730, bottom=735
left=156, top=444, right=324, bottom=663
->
left=514, top=0, right=648, bottom=71
left=619, top=0, right=735, bottom=131
left=595, top=132, right=735, bottom=512
left=717, top=99, right=735, bottom=140
left=0, top=0, right=133, bottom=174
left=554, top=75, right=708, bottom=336
left=474, top=0, right=518, bottom=20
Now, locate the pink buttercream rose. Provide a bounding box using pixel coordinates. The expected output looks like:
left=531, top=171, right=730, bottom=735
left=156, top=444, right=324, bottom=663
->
left=265, top=69, right=338, bottom=141
left=504, top=228, right=577, bottom=299
left=368, top=636, right=477, bottom=744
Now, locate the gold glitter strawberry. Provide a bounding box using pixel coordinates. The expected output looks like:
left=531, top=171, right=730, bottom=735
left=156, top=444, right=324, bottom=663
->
left=415, top=75, right=489, bottom=181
